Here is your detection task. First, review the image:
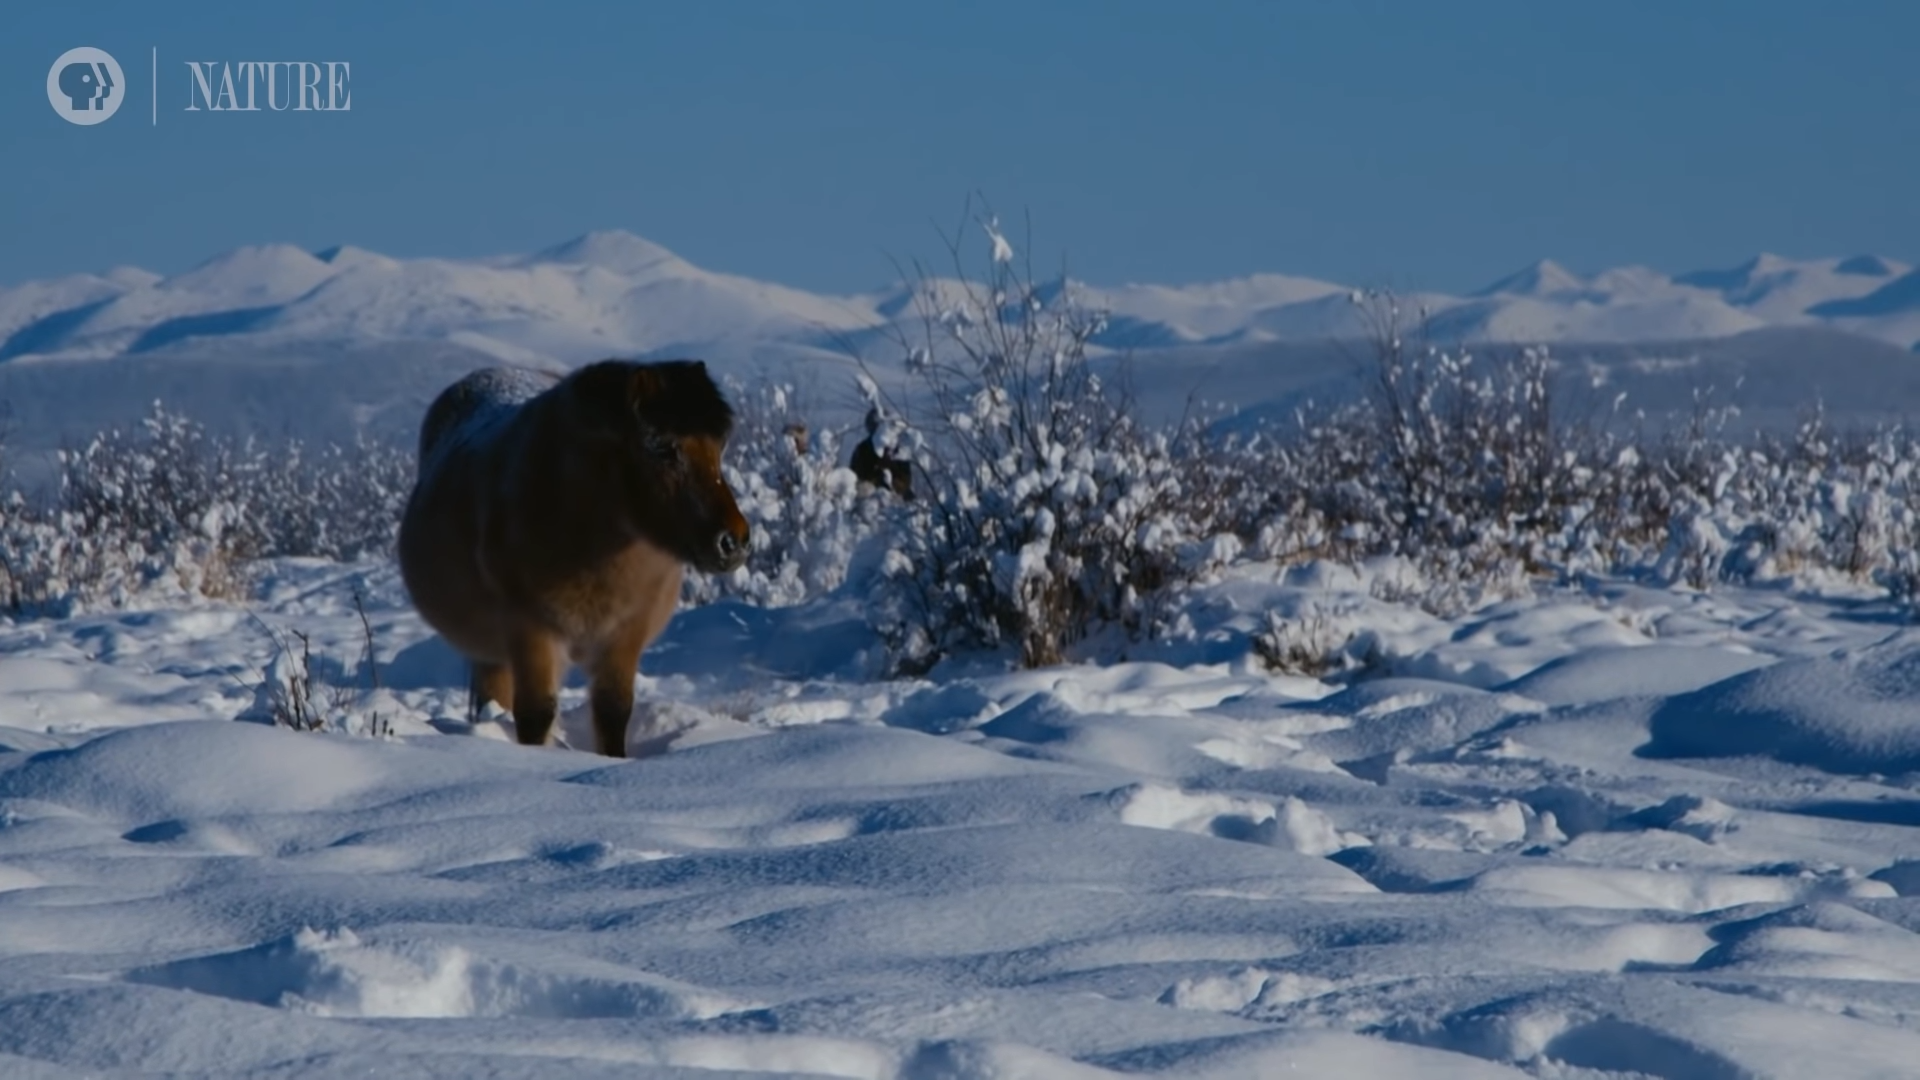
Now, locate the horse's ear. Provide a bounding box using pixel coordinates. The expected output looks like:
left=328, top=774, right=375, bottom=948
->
left=628, top=367, right=662, bottom=415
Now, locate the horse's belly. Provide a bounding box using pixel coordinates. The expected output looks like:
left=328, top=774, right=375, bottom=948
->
left=402, top=463, right=683, bottom=665
left=398, top=483, right=511, bottom=662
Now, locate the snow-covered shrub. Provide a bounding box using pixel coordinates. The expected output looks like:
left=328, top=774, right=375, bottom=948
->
left=1705, top=413, right=1920, bottom=592
left=1252, top=608, right=1359, bottom=677
left=6, top=286, right=1919, bottom=650
left=1201, top=300, right=1581, bottom=615
left=682, top=378, right=891, bottom=607
left=0, top=402, right=412, bottom=616
left=836, top=252, right=1920, bottom=669
left=1183, top=295, right=1920, bottom=616
left=239, top=436, right=416, bottom=563
left=863, top=211, right=1243, bottom=670
left=1, top=405, right=254, bottom=613
left=243, top=595, right=391, bottom=738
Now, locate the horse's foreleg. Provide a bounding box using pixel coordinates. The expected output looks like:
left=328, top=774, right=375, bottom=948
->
left=507, top=628, right=562, bottom=747
left=586, top=619, right=653, bottom=758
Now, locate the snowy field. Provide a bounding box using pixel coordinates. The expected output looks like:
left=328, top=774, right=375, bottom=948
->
left=6, top=558, right=1920, bottom=1077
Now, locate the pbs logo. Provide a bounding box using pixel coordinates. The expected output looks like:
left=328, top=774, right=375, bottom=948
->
left=48, top=47, right=125, bottom=126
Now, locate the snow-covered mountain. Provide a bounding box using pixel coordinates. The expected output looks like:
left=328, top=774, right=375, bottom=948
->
left=3, top=233, right=1916, bottom=365
left=0, top=232, right=886, bottom=366
left=1, top=233, right=1916, bottom=457
left=1807, top=265, right=1920, bottom=353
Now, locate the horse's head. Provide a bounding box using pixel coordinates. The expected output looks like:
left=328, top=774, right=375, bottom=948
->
left=584, top=359, right=750, bottom=574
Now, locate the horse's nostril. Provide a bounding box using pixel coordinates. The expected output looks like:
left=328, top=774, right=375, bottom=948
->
left=717, top=533, right=742, bottom=559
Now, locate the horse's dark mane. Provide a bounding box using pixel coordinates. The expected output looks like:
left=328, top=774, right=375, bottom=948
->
left=646, top=360, right=735, bottom=439
left=574, top=358, right=734, bottom=440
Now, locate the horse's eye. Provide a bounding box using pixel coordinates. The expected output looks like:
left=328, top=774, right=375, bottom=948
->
left=645, top=437, right=681, bottom=464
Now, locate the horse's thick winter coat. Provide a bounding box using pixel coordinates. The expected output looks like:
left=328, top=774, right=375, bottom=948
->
left=398, top=360, right=749, bottom=756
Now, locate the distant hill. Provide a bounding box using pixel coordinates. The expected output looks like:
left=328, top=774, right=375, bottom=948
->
left=1, top=234, right=1915, bottom=460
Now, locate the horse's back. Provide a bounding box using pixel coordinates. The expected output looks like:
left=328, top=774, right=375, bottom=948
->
left=417, top=366, right=560, bottom=476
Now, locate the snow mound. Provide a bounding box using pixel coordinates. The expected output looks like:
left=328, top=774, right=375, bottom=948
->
left=9, top=563, right=1920, bottom=1074
left=129, top=926, right=747, bottom=1020
left=1113, top=784, right=1357, bottom=855
left=1690, top=902, right=1920, bottom=981
left=1641, top=637, right=1920, bottom=774
left=0, top=722, right=387, bottom=821
left=1500, top=644, right=1772, bottom=706
left=1103, top=1028, right=1535, bottom=1078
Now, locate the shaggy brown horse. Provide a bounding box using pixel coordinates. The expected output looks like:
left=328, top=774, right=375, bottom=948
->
left=398, top=360, right=749, bottom=757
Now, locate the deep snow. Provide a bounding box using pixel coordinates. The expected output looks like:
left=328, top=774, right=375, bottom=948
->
left=6, top=559, right=1920, bottom=1077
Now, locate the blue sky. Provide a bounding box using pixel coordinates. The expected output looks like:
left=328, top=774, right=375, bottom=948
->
left=3, top=1, right=1915, bottom=293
